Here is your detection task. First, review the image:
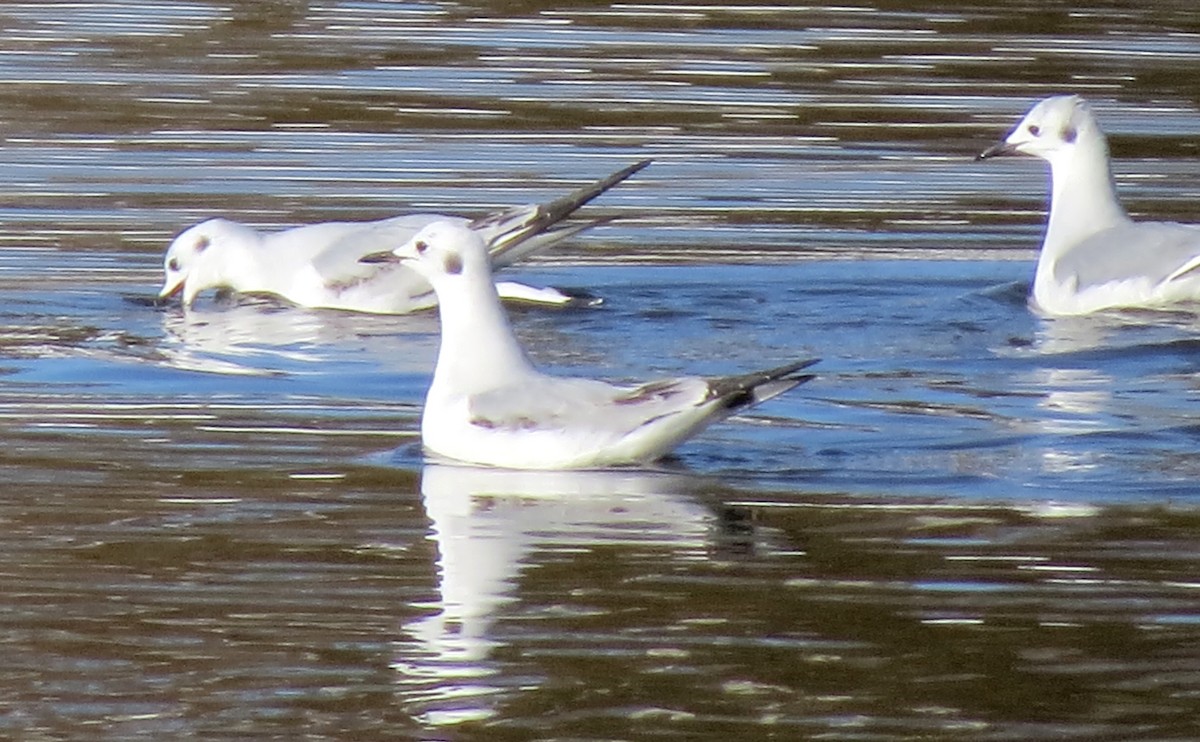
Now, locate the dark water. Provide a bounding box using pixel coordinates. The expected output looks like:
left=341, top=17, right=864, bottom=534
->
left=2, top=2, right=1200, bottom=739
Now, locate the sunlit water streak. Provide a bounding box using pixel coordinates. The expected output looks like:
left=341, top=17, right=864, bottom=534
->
left=1, top=1, right=1200, bottom=739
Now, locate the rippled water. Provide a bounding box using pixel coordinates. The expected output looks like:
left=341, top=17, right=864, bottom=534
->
left=2, top=2, right=1200, bottom=739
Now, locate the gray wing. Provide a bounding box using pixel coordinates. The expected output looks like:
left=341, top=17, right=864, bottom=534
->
left=348, top=160, right=649, bottom=274
left=466, top=375, right=712, bottom=436
left=295, top=210, right=568, bottom=289
left=1057, top=221, right=1200, bottom=289
left=465, top=358, right=818, bottom=436
left=288, top=210, right=606, bottom=310
left=306, top=214, right=467, bottom=284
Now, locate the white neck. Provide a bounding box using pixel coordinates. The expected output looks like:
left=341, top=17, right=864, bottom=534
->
left=1040, top=137, right=1129, bottom=264
left=428, top=269, right=534, bottom=396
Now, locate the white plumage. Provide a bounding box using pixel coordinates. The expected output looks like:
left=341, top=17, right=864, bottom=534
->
left=158, top=159, right=650, bottom=313
left=377, top=220, right=817, bottom=470
left=978, top=95, right=1200, bottom=316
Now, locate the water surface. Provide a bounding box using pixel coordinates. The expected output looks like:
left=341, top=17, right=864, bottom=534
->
left=2, top=2, right=1199, bottom=739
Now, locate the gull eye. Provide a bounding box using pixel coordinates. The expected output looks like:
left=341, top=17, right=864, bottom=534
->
left=1062, top=126, right=1077, bottom=143
left=194, top=236, right=210, bottom=252
left=167, top=257, right=181, bottom=272
left=415, top=240, right=429, bottom=255
left=1027, top=124, right=1041, bottom=136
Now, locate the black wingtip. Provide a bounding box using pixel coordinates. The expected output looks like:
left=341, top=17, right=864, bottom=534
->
left=707, top=357, right=821, bottom=404
left=756, top=358, right=822, bottom=380
left=469, top=159, right=653, bottom=263
left=536, top=158, right=653, bottom=226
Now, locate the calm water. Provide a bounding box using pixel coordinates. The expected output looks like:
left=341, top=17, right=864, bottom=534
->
left=2, top=2, right=1200, bottom=739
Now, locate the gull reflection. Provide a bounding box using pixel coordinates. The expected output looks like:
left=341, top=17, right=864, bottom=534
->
left=1032, top=308, right=1200, bottom=355
left=1022, top=367, right=1115, bottom=475
left=1010, top=305, right=1200, bottom=485
left=157, top=297, right=438, bottom=376
left=1032, top=368, right=1113, bottom=421
left=394, top=463, right=721, bottom=726
left=1032, top=314, right=1120, bottom=356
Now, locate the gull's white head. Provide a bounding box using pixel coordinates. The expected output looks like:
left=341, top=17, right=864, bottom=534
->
left=978, top=95, right=1106, bottom=166
left=159, top=218, right=254, bottom=306
left=391, top=220, right=491, bottom=288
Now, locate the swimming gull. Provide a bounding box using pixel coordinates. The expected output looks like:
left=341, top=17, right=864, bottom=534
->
left=978, top=95, right=1200, bottom=315
left=158, top=159, right=651, bottom=313
left=366, top=220, right=818, bottom=469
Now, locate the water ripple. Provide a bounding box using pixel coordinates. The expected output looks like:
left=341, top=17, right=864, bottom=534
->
left=3, top=2, right=1200, bottom=740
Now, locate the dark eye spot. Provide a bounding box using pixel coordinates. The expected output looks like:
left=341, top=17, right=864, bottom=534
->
left=194, top=236, right=211, bottom=252
left=1062, top=126, right=1077, bottom=143
left=168, top=258, right=181, bottom=272
left=442, top=253, right=463, bottom=275
left=1027, top=124, right=1041, bottom=136
left=415, top=240, right=429, bottom=255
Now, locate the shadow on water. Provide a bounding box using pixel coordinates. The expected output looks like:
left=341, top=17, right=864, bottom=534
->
left=2, top=1, right=1200, bottom=739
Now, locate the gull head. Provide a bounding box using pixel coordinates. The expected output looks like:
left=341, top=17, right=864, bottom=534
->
left=977, top=95, right=1104, bottom=166
left=389, top=220, right=491, bottom=288
left=159, top=218, right=250, bottom=306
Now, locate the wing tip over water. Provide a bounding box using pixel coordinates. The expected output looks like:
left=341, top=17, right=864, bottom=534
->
left=708, top=358, right=821, bottom=411
left=536, top=158, right=653, bottom=226
left=472, top=158, right=652, bottom=262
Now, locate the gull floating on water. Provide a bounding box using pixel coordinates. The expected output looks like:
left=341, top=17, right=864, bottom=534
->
left=366, top=220, right=818, bottom=469
left=158, top=159, right=651, bottom=313
left=978, top=95, right=1200, bottom=316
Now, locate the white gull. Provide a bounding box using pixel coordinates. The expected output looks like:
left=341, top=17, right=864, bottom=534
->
left=978, top=95, right=1200, bottom=316
left=368, top=220, right=818, bottom=470
left=158, top=159, right=650, bottom=313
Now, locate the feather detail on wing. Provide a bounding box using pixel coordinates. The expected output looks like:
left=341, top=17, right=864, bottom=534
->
left=465, top=375, right=710, bottom=436
left=1057, top=221, right=1200, bottom=290
left=471, top=159, right=651, bottom=266
left=464, top=357, right=819, bottom=438
left=308, top=215, right=460, bottom=288
left=705, top=358, right=821, bottom=411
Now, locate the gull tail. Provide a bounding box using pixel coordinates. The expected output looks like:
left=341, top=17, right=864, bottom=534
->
left=707, top=358, right=820, bottom=413
left=471, top=159, right=652, bottom=269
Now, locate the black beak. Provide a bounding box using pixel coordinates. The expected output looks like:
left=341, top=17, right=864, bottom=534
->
left=360, top=250, right=400, bottom=264
left=976, top=140, right=1021, bottom=161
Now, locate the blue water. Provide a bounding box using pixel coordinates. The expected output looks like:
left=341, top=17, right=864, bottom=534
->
left=8, top=253, right=1197, bottom=502
left=3, top=1, right=1200, bottom=739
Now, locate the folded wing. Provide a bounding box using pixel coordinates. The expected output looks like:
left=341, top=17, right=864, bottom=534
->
left=1057, top=221, right=1200, bottom=290
left=465, top=358, right=818, bottom=455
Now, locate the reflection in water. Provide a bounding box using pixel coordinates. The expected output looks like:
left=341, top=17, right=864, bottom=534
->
left=1032, top=314, right=1125, bottom=356
left=395, top=463, right=716, bottom=726
left=2, top=1, right=1200, bottom=737
left=1030, top=367, right=1113, bottom=423
left=1024, top=367, right=1115, bottom=475
left=1032, top=309, right=1200, bottom=356
left=158, top=297, right=439, bottom=376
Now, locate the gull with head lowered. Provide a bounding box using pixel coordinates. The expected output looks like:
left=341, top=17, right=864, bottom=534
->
left=158, top=159, right=650, bottom=313
left=978, top=95, right=1200, bottom=316
left=365, top=220, right=818, bottom=470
